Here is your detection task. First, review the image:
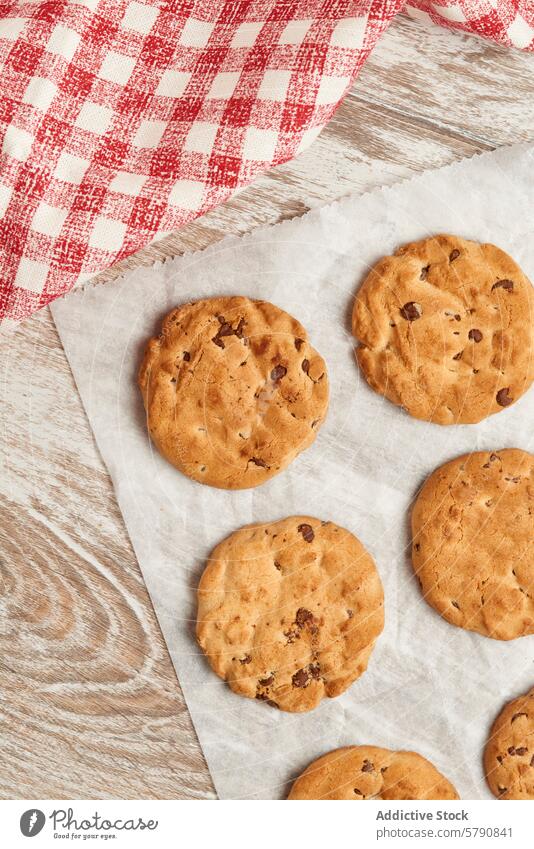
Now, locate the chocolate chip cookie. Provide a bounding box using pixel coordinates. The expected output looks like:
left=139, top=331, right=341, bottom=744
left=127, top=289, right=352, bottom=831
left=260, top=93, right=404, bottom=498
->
left=138, top=297, right=329, bottom=489
left=196, top=517, right=384, bottom=712
left=288, top=746, right=459, bottom=799
left=352, top=235, right=534, bottom=424
left=484, top=688, right=534, bottom=799
left=412, top=449, right=534, bottom=640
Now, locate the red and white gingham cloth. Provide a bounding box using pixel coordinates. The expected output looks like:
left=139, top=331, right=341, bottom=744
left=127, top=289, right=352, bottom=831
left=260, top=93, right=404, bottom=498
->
left=0, top=1, right=532, bottom=329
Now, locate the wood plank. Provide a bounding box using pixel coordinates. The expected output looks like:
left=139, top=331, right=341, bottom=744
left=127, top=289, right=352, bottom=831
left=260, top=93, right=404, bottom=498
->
left=0, top=311, right=213, bottom=799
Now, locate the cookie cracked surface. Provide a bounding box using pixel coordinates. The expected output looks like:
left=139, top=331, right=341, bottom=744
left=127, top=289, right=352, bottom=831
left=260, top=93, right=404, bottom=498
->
left=352, top=235, right=534, bottom=424
left=288, top=746, right=459, bottom=799
left=484, top=689, right=534, bottom=799
left=412, top=449, right=534, bottom=640
left=138, top=296, right=329, bottom=489
left=196, top=517, right=384, bottom=712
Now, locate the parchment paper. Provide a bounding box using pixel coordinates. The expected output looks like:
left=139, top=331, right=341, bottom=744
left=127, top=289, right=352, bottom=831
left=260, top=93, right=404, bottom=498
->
left=51, top=143, right=534, bottom=800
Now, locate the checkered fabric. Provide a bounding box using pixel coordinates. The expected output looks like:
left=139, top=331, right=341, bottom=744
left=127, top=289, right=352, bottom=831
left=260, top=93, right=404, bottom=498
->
left=0, top=1, right=532, bottom=329
left=406, top=1, right=534, bottom=47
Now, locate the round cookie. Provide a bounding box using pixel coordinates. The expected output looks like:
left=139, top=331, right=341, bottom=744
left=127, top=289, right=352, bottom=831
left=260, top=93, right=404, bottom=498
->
left=484, top=689, right=534, bottom=799
left=352, top=235, right=534, bottom=424
left=196, top=516, right=384, bottom=713
left=412, top=448, right=534, bottom=640
left=138, top=296, right=329, bottom=489
left=288, top=746, right=459, bottom=799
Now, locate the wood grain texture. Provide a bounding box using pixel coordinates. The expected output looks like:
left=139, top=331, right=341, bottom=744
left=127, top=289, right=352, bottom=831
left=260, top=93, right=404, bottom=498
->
left=1, top=16, right=533, bottom=799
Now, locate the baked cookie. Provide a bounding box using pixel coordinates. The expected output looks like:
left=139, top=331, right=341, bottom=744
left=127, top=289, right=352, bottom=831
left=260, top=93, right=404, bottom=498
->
left=484, top=689, right=534, bottom=799
left=412, top=449, right=534, bottom=640
left=352, top=235, right=534, bottom=424
left=196, top=516, right=384, bottom=712
left=288, top=746, right=459, bottom=799
left=138, top=297, right=328, bottom=489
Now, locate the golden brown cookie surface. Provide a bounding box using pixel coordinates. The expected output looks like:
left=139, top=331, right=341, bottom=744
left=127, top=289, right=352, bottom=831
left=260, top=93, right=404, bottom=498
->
left=484, top=689, right=534, bottom=799
left=288, top=746, right=459, bottom=799
left=196, top=517, right=384, bottom=713
left=138, top=297, right=329, bottom=489
left=412, top=449, right=534, bottom=640
left=352, top=235, right=534, bottom=424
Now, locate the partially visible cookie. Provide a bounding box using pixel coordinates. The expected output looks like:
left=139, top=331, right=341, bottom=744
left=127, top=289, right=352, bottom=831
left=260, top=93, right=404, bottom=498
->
left=288, top=746, right=459, bottom=799
left=412, top=449, right=534, bottom=640
left=196, top=516, right=384, bottom=713
left=138, top=296, right=329, bottom=489
left=484, top=689, right=534, bottom=799
left=352, top=235, right=534, bottom=424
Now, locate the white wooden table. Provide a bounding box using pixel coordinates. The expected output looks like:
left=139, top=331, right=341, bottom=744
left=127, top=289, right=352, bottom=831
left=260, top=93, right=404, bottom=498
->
left=1, top=16, right=533, bottom=799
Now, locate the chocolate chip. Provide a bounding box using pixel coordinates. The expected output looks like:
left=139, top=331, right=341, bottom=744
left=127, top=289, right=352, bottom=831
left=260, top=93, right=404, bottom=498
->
left=250, top=457, right=268, bottom=468
left=212, top=321, right=234, bottom=348
left=294, top=338, right=304, bottom=351
left=452, top=351, right=463, bottom=361
left=468, top=329, right=483, bottom=342
left=512, top=712, right=527, bottom=723
left=508, top=746, right=516, bottom=755
left=259, top=675, right=274, bottom=687
left=301, top=359, right=310, bottom=373
left=274, top=561, right=281, bottom=571
left=296, top=608, right=314, bottom=628
left=420, top=265, right=430, bottom=280
left=454, top=314, right=461, bottom=321
left=240, top=655, right=252, bottom=665
left=266, top=699, right=278, bottom=708
left=271, top=364, right=287, bottom=382
left=353, top=788, right=364, bottom=796
left=292, top=668, right=309, bottom=688
left=297, top=523, right=314, bottom=543
left=183, top=351, right=191, bottom=361
left=492, top=279, right=514, bottom=292
left=515, top=747, right=528, bottom=756
left=347, top=609, right=354, bottom=618
left=496, top=387, right=513, bottom=407
left=309, top=663, right=321, bottom=679
left=400, top=302, right=422, bottom=321
left=361, top=760, right=374, bottom=773
left=212, top=316, right=246, bottom=348
left=451, top=600, right=460, bottom=609
left=449, top=249, right=460, bottom=262
left=496, top=755, right=503, bottom=764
